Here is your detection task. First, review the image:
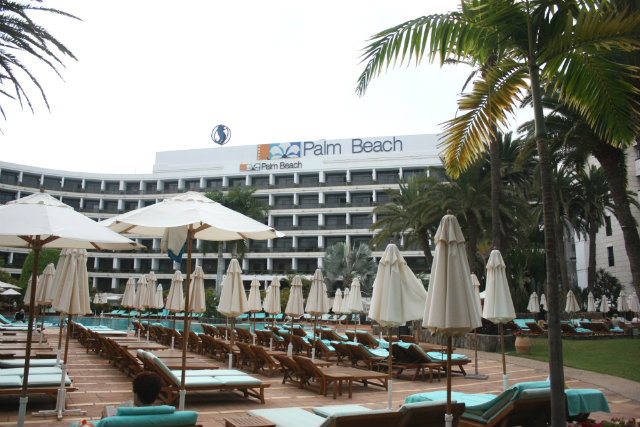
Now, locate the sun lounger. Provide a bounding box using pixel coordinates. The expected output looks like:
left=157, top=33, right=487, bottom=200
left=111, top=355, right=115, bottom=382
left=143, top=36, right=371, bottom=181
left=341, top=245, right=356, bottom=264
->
left=69, top=405, right=199, bottom=427
left=319, top=328, right=348, bottom=342
left=561, top=322, right=593, bottom=335
left=524, top=321, right=547, bottom=335
left=249, top=344, right=282, bottom=377
left=311, top=338, right=338, bottom=361
left=0, top=358, right=58, bottom=368
left=345, top=342, right=387, bottom=370
left=290, top=334, right=314, bottom=356
left=294, top=355, right=387, bottom=399
left=345, top=330, right=380, bottom=349
left=388, top=343, right=443, bottom=382
left=143, top=350, right=269, bottom=404
left=405, top=344, right=469, bottom=376
left=0, top=366, right=75, bottom=399
left=271, top=354, right=305, bottom=386
left=406, top=381, right=553, bottom=427
left=235, top=327, right=255, bottom=343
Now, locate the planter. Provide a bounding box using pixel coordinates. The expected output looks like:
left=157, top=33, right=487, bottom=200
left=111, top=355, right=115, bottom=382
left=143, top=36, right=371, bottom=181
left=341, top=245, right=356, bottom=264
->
left=515, top=336, right=531, bottom=355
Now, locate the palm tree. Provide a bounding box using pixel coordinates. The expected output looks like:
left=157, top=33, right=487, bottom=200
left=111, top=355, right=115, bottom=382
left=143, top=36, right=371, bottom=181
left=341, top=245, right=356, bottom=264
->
left=206, top=185, right=269, bottom=294
left=370, top=174, right=441, bottom=269
left=356, top=2, right=640, bottom=424
left=572, top=166, right=615, bottom=290
left=0, top=2, right=77, bottom=119
left=322, top=243, right=377, bottom=294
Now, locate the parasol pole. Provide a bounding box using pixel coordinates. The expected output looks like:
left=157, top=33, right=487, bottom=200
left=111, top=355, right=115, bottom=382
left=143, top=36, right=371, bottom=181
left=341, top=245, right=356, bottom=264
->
left=17, top=238, right=42, bottom=427
left=500, top=322, right=508, bottom=390
left=39, top=305, right=46, bottom=343
left=56, top=315, right=64, bottom=366
left=229, top=317, right=235, bottom=369
left=312, top=315, right=317, bottom=362
left=63, top=314, right=72, bottom=365
left=387, top=325, right=393, bottom=410
left=225, top=316, right=229, bottom=340
left=179, top=226, right=194, bottom=412
left=445, top=336, right=453, bottom=427
left=465, top=327, right=488, bottom=380
left=171, top=312, right=176, bottom=349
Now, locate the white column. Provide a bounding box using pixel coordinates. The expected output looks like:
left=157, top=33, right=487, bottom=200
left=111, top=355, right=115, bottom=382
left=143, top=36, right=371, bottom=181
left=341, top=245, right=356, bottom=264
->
left=293, top=172, right=299, bottom=185
left=293, top=193, right=299, bottom=206
left=317, top=257, right=323, bottom=268
left=111, top=277, right=118, bottom=289
left=112, top=258, right=119, bottom=271
left=372, top=169, right=377, bottom=181
left=178, top=178, right=185, bottom=190
left=267, top=258, right=273, bottom=270
left=200, top=177, right=206, bottom=188
left=242, top=258, right=249, bottom=270
left=292, top=235, right=298, bottom=249
left=345, top=235, right=351, bottom=247
left=151, top=258, right=159, bottom=271
left=346, top=212, right=351, bottom=226
left=222, top=176, right=229, bottom=187
left=346, top=170, right=351, bottom=183
left=134, top=258, right=141, bottom=272
left=292, top=214, right=298, bottom=227
left=372, top=190, right=377, bottom=203
left=157, top=180, right=164, bottom=192
left=92, top=278, right=98, bottom=289
left=245, top=175, right=251, bottom=186
left=318, top=213, right=324, bottom=227
left=317, top=235, right=324, bottom=248
left=318, top=192, right=325, bottom=205
left=268, top=174, right=275, bottom=186
left=318, top=171, right=325, bottom=184
left=292, top=258, right=298, bottom=270
left=117, top=199, right=124, bottom=211
left=119, top=180, right=126, bottom=192
left=346, top=192, right=351, bottom=204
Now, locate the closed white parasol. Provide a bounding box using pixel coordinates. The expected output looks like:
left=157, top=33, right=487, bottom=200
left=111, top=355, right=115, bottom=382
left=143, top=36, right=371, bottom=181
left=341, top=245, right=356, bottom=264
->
left=422, top=214, right=482, bottom=427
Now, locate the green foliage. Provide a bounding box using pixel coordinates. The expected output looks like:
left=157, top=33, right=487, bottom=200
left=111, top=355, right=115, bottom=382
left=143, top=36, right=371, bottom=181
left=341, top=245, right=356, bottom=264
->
left=205, top=289, right=219, bottom=318
left=592, top=269, right=622, bottom=303
left=322, top=243, right=377, bottom=294
left=19, top=249, right=60, bottom=288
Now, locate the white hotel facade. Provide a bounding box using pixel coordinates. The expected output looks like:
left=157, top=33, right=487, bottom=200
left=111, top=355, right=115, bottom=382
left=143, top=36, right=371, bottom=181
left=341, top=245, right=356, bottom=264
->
left=0, top=134, right=445, bottom=292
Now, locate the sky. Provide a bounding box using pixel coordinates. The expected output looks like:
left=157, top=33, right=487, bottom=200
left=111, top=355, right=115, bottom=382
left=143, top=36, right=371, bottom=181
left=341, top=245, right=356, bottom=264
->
left=1, top=1, right=505, bottom=175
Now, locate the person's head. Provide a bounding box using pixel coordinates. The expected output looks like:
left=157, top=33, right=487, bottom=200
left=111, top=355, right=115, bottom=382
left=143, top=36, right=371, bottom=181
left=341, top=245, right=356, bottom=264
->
left=539, top=304, right=544, bottom=311
left=132, top=372, right=162, bottom=406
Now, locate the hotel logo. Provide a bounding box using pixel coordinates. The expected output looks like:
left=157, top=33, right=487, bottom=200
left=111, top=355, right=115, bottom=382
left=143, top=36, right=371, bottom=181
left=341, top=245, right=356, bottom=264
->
left=257, top=142, right=301, bottom=160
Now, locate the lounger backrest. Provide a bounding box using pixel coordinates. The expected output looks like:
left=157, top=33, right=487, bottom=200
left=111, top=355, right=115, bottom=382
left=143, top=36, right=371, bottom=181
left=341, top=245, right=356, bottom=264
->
left=151, top=353, right=179, bottom=386
left=319, top=409, right=401, bottom=427
left=293, top=355, right=323, bottom=379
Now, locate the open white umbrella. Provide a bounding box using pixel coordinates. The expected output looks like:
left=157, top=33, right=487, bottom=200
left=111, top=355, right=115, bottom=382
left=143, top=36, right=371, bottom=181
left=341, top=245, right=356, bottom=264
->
left=0, top=193, right=138, bottom=426
left=284, top=275, right=304, bottom=356
left=1, top=288, right=20, bottom=296
left=587, top=292, right=596, bottom=313
left=346, top=277, right=364, bottom=341
left=600, top=294, right=610, bottom=315
left=628, top=293, right=640, bottom=314
left=135, top=276, right=149, bottom=340
left=422, top=214, right=482, bottom=427
left=247, top=277, right=262, bottom=343
left=565, top=290, right=580, bottom=314
left=217, top=258, right=248, bottom=367
left=103, top=191, right=282, bottom=411
left=527, top=292, right=540, bottom=314
left=369, top=243, right=427, bottom=410
left=468, top=273, right=487, bottom=380
left=121, top=277, right=137, bottom=332
left=305, top=269, right=329, bottom=361
left=155, top=284, right=164, bottom=311
left=540, top=294, right=548, bottom=311
left=483, top=249, right=516, bottom=390
left=0, top=281, right=20, bottom=290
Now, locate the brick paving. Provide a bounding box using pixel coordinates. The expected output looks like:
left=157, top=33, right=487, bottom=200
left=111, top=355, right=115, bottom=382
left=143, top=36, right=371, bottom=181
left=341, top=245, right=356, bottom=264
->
left=0, top=328, right=637, bottom=426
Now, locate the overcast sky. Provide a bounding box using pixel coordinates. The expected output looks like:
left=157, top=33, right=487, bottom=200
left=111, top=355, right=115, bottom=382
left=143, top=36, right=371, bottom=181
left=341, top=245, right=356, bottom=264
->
left=1, top=1, right=512, bottom=174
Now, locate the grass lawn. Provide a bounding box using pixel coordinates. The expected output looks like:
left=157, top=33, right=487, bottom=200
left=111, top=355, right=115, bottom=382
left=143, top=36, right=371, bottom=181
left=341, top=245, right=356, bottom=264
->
left=507, top=336, right=640, bottom=382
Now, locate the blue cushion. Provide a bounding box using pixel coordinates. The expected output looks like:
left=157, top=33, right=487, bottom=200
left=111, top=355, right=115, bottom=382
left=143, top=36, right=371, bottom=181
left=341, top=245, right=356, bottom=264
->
left=94, top=410, right=198, bottom=427
left=170, top=369, right=220, bottom=377
left=0, top=367, right=61, bottom=376
left=117, top=406, right=174, bottom=416
left=27, top=373, right=71, bottom=386
left=249, top=408, right=324, bottom=427
left=0, top=359, right=57, bottom=368
left=0, top=375, right=22, bottom=388
left=184, top=376, right=223, bottom=386
left=312, top=404, right=372, bottom=417
left=216, top=375, right=262, bottom=385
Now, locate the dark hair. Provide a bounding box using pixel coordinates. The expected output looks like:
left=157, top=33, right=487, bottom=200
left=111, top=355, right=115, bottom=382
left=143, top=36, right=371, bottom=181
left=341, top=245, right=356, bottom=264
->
left=132, top=372, right=162, bottom=405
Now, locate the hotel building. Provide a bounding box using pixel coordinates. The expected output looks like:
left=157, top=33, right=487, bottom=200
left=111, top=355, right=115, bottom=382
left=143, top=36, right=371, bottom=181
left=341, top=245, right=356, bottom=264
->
left=0, top=134, right=444, bottom=292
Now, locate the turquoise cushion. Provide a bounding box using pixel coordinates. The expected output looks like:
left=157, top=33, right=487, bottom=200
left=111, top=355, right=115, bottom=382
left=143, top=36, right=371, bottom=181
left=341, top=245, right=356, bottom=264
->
left=0, top=375, right=22, bottom=388
left=0, top=359, right=57, bottom=368
left=405, top=391, right=495, bottom=406
left=184, top=376, right=223, bottom=386
left=0, top=367, right=61, bottom=376
left=249, top=408, right=325, bottom=427
left=94, top=411, right=198, bottom=427
left=426, top=351, right=468, bottom=361
left=170, top=369, right=220, bottom=377
left=216, top=375, right=262, bottom=385
left=117, top=406, right=175, bottom=416
left=319, top=409, right=393, bottom=427
left=208, top=369, right=245, bottom=376
left=27, top=374, right=71, bottom=386
left=312, top=404, right=372, bottom=417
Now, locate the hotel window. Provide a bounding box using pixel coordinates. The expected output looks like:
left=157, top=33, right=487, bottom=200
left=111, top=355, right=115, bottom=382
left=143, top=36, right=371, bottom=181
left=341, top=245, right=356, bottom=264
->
left=607, top=246, right=615, bottom=267
left=252, top=176, right=269, bottom=188
left=299, top=174, right=319, bottom=187
left=299, top=215, right=318, bottom=229
left=605, top=215, right=612, bottom=236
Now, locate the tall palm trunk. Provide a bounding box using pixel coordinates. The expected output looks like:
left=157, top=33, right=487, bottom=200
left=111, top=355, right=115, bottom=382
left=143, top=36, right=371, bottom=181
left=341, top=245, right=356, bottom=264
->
left=592, top=143, right=640, bottom=297
left=587, top=222, right=597, bottom=291
left=554, top=221, right=571, bottom=292
left=527, top=7, right=566, bottom=423
left=490, top=133, right=502, bottom=251
left=466, top=213, right=479, bottom=272
left=417, top=228, right=434, bottom=270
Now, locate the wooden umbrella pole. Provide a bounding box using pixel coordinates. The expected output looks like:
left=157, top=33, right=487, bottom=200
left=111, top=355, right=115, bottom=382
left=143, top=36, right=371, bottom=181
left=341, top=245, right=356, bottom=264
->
left=229, top=317, right=235, bottom=367
left=64, top=314, right=72, bottom=364
left=179, top=227, right=194, bottom=410
left=40, top=306, right=46, bottom=335
left=387, top=325, right=393, bottom=410
left=500, top=323, right=506, bottom=375
left=446, top=336, right=452, bottom=416
left=474, top=329, right=479, bottom=375
left=313, top=315, right=317, bottom=360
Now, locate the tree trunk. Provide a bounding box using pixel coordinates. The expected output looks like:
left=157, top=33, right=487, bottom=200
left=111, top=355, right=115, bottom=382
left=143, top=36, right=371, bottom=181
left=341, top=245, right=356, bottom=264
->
left=587, top=224, right=597, bottom=291
left=527, top=25, right=566, bottom=425
left=490, top=133, right=502, bottom=252
left=592, top=143, right=640, bottom=298
left=417, top=228, right=434, bottom=270
left=466, top=213, right=479, bottom=273
left=216, top=243, right=224, bottom=296
left=554, top=220, right=571, bottom=293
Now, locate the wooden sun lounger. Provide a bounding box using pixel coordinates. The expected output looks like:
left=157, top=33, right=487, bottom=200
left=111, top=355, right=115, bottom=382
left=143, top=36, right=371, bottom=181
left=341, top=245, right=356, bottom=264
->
left=345, top=330, right=380, bottom=348
left=144, top=350, right=270, bottom=405
left=249, top=344, right=281, bottom=377
left=407, top=344, right=469, bottom=376
left=294, top=355, right=388, bottom=399
left=525, top=322, right=548, bottom=335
